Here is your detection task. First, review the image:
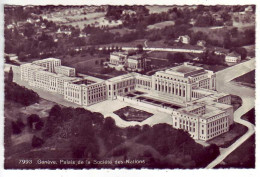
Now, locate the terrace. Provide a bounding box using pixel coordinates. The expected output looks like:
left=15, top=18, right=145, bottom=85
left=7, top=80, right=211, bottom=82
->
left=73, top=79, right=95, bottom=85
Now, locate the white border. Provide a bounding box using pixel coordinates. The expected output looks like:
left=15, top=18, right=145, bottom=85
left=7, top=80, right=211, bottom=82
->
left=0, top=0, right=259, bottom=177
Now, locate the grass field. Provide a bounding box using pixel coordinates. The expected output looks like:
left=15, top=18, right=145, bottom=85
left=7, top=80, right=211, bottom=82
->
left=232, top=70, right=255, bottom=88
left=207, top=123, right=248, bottom=148
left=190, top=26, right=229, bottom=44
left=147, top=21, right=175, bottom=30
left=113, top=106, right=154, bottom=122
left=215, top=134, right=255, bottom=168
left=98, top=39, right=147, bottom=48
left=146, top=6, right=174, bottom=14
left=241, top=108, right=255, bottom=125
left=110, top=28, right=135, bottom=36
left=243, top=45, right=255, bottom=57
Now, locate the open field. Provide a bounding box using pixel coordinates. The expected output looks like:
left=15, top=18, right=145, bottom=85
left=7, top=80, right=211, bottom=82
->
left=241, top=108, right=255, bottom=125
left=231, top=70, right=255, bottom=88
left=190, top=26, right=229, bottom=44
left=145, top=40, right=203, bottom=49
left=146, top=6, right=173, bottom=14
left=59, top=53, right=127, bottom=79
left=147, top=21, right=175, bottom=30
left=207, top=123, right=248, bottom=148
left=243, top=45, right=255, bottom=57
left=98, top=39, right=147, bottom=48
left=215, top=134, right=255, bottom=168
left=46, top=11, right=122, bottom=29
left=110, top=28, right=135, bottom=36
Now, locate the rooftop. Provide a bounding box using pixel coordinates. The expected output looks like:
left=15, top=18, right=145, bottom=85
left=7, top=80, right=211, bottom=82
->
left=73, top=79, right=95, bottom=85
left=33, top=58, right=61, bottom=63
left=107, top=73, right=138, bottom=82
left=164, top=63, right=205, bottom=77
left=55, top=65, right=75, bottom=70
left=168, top=65, right=201, bottom=74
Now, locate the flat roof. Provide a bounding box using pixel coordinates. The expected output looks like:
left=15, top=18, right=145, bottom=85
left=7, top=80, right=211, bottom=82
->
left=172, top=65, right=198, bottom=73
left=73, top=79, right=95, bottom=85
left=180, top=103, right=205, bottom=112
left=77, top=73, right=104, bottom=83
left=33, top=58, right=61, bottom=63
left=201, top=109, right=225, bottom=119
left=55, top=65, right=75, bottom=70
left=107, top=73, right=138, bottom=82
left=163, top=64, right=205, bottom=77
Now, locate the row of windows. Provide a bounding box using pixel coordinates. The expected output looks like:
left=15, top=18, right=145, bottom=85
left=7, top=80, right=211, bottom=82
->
left=156, top=75, right=188, bottom=83
left=207, top=129, right=227, bottom=139
left=179, top=124, right=196, bottom=132
left=207, top=123, right=227, bottom=134
left=136, top=79, right=151, bottom=87
left=207, top=115, right=227, bottom=124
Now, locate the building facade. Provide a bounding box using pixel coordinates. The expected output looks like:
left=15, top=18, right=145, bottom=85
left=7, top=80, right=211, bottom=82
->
left=20, top=59, right=233, bottom=141
left=151, top=63, right=216, bottom=104
left=32, top=58, right=61, bottom=72
left=54, top=65, right=76, bottom=77
left=108, top=52, right=146, bottom=72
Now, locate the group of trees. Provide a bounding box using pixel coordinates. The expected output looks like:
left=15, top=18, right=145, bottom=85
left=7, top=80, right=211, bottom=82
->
left=200, top=50, right=225, bottom=65
left=5, top=69, right=40, bottom=106
left=136, top=123, right=220, bottom=167
left=33, top=103, right=220, bottom=168
left=5, top=81, right=40, bottom=106
left=167, top=52, right=187, bottom=64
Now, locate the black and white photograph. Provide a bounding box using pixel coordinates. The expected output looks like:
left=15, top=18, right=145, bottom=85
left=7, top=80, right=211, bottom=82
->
left=0, top=0, right=257, bottom=174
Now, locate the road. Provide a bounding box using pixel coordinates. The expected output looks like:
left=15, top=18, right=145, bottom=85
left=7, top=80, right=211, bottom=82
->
left=98, top=46, right=204, bottom=54
left=206, top=58, right=255, bottom=169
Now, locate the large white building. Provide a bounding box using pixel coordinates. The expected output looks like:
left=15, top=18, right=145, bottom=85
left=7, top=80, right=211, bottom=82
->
left=54, top=65, right=76, bottom=77
left=108, top=52, right=146, bottom=72
left=32, top=58, right=61, bottom=72
left=20, top=59, right=233, bottom=141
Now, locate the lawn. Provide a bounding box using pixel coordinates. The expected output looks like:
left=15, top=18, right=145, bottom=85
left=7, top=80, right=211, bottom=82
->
left=232, top=70, right=255, bottom=88
left=215, top=134, right=255, bottom=168
left=61, top=12, right=123, bottom=29
left=147, top=21, right=175, bottom=30
left=231, top=95, right=242, bottom=111
left=146, top=6, right=174, bottom=14
left=242, top=45, right=255, bottom=57
left=113, top=106, right=154, bottom=122
left=110, top=28, right=135, bottom=36
left=190, top=26, right=230, bottom=44
left=98, top=39, right=147, bottom=48
left=241, top=108, right=255, bottom=125
left=60, top=53, right=128, bottom=79
left=207, top=123, right=248, bottom=148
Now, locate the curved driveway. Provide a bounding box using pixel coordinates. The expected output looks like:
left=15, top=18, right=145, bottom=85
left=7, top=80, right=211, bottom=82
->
left=206, top=59, right=255, bottom=169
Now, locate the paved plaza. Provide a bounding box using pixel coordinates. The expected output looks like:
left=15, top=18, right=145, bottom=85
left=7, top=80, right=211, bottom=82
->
left=87, top=99, right=173, bottom=127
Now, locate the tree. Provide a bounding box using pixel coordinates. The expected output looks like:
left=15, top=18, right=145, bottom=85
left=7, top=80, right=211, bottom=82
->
left=136, top=44, right=143, bottom=53
left=8, top=67, right=13, bottom=83
left=167, top=52, right=186, bottom=63
left=35, top=120, right=44, bottom=130
left=234, top=47, right=247, bottom=60
left=11, top=121, right=22, bottom=134
left=31, top=135, right=44, bottom=148
left=27, top=114, right=40, bottom=129
left=5, top=56, right=10, bottom=63
left=49, top=105, right=62, bottom=118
